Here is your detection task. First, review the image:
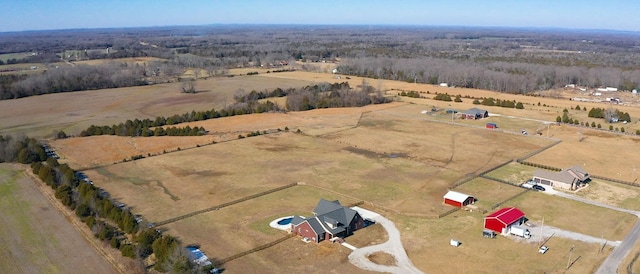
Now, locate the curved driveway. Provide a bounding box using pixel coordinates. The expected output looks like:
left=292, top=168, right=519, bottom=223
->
left=348, top=208, right=423, bottom=274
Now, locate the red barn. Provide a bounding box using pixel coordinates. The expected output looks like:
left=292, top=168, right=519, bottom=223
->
left=484, top=207, right=526, bottom=234
left=443, top=191, right=475, bottom=207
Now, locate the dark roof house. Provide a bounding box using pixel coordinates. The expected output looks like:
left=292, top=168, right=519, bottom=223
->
left=461, top=108, right=489, bottom=119
left=291, top=199, right=364, bottom=243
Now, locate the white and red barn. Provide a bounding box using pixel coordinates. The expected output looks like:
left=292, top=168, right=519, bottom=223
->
left=484, top=207, right=526, bottom=234
left=443, top=190, right=475, bottom=208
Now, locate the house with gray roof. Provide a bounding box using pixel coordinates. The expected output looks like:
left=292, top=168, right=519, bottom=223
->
left=532, top=165, right=590, bottom=190
left=461, top=108, right=489, bottom=119
left=291, top=199, right=364, bottom=243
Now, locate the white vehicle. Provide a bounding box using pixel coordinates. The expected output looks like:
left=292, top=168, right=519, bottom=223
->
left=510, top=225, right=531, bottom=239
left=538, top=246, right=549, bottom=254
left=521, top=180, right=535, bottom=189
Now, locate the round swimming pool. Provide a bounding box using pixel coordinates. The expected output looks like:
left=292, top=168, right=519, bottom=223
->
left=277, top=217, right=293, bottom=225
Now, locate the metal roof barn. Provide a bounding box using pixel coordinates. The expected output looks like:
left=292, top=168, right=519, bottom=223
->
left=443, top=190, right=475, bottom=208
left=484, top=207, right=526, bottom=234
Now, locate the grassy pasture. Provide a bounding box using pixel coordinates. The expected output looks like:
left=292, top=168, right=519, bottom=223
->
left=0, top=74, right=313, bottom=138
left=393, top=209, right=611, bottom=274
left=453, top=177, right=525, bottom=211
left=0, top=52, right=33, bottom=62
left=51, top=103, right=400, bottom=169
left=483, top=162, right=539, bottom=185
left=8, top=70, right=640, bottom=273
left=0, top=164, right=117, bottom=274
left=84, top=131, right=457, bottom=220
left=526, top=125, right=640, bottom=182
left=163, top=185, right=360, bottom=260
left=503, top=191, right=636, bottom=241
left=575, top=180, right=640, bottom=211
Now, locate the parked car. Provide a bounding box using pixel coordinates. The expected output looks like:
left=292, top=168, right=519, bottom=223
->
left=532, top=185, right=546, bottom=191
left=539, top=245, right=549, bottom=254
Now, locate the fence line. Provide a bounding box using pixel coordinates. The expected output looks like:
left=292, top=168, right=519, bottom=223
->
left=154, top=182, right=298, bottom=226
left=516, top=139, right=562, bottom=162
left=219, top=234, right=295, bottom=264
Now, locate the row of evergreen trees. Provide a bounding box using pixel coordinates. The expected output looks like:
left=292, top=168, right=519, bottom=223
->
left=77, top=82, right=365, bottom=138
left=0, top=134, right=206, bottom=272
left=472, top=97, right=525, bottom=109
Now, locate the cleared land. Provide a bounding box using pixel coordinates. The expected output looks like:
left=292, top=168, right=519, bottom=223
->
left=6, top=71, right=640, bottom=273
left=0, top=74, right=312, bottom=138
left=0, top=164, right=117, bottom=274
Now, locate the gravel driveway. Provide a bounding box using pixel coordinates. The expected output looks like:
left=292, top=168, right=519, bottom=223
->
left=348, top=207, right=423, bottom=274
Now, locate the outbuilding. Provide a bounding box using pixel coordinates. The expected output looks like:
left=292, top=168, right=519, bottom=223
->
left=486, top=122, right=498, bottom=129
left=443, top=190, right=475, bottom=208
left=484, top=207, right=526, bottom=234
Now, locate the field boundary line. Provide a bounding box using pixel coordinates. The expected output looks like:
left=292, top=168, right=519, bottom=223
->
left=154, top=182, right=298, bottom=227
left=378, top=110, right=562, bottom=141
left=23, top=168, right=129, bottom=274
left=219, top=234, right=295, bottom=264
left=518, top=160, right=640, bottom=188
left=301, top=183, right=438, bottom=218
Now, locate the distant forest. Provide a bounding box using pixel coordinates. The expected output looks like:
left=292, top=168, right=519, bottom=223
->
left=1, top=25, right=639, bottom=99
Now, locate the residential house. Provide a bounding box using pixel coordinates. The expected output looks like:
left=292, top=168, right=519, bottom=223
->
left=461, top=108, right=489, bottom=119
left=291, top=199, right=364, bottom=243
left=532, top=165, right=590, bottom=190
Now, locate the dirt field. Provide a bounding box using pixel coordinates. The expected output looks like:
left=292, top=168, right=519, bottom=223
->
left=0, top=164, right=117, bottom=274
left=0, top=74, right=313, bottom=138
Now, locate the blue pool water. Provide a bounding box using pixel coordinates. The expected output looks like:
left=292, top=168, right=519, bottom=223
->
left=277, top=217, right=293, bottom=225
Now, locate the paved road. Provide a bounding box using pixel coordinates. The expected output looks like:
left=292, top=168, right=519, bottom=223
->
left=542, top=188, right=640, bottom=273
left=348, top=207, right=423, bottom=274
left=597, top=221, right=640, bottom=274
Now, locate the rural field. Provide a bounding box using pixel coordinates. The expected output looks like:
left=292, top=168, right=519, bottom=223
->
left=0, top=74, right=313, bottom=138
left=0, top=164, right=117, bottom=274
left=5, top=70, right=640, bottom=273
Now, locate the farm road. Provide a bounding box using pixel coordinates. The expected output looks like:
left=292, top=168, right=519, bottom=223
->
left=348, top=207, right=423, bottom=274
left=542, top=188, right=640, bottom=273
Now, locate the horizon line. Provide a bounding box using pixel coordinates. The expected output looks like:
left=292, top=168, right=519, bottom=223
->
left=2, top=23, right=640, bottom=35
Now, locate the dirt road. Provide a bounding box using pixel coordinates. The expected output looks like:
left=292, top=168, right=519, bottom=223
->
left=348, top=207, right=423, bottom=274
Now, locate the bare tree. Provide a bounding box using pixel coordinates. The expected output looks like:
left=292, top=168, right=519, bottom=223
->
left=181, top=79, right=196, bottom=93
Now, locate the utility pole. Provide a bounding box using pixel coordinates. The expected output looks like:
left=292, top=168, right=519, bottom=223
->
left=539, top=216, right=544, bottom=247
left=567, top=245, right=575, bottom=270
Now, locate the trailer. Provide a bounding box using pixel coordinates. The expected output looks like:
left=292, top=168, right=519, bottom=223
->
left=482, top=229, right=497, bottom=239
left=486, top=122, right=498, bottom=129
left=509, top=225, right=531, bottom=238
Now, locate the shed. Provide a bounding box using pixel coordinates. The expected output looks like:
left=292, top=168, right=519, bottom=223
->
left=443, top=190, right=475, bottom=208
left=486, top=123, right=498, bottom=129
left=484, top=207, right=526, bottom=234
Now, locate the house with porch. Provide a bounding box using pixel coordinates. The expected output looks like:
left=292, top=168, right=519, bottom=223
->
left=532, top=165, right=590, bottom=190
left=461, top=108, right=489, bottom=119
left=291, top=199, right=364, bottom=243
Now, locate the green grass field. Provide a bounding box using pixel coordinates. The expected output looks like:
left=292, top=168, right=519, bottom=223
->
left=0, top=164, right=116, bottom=274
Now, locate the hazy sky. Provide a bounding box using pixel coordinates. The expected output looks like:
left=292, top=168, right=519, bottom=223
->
left=3, top=0, right=639, bottom=32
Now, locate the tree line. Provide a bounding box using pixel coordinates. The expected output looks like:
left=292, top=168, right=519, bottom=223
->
left=285, top=81, right=390, bottom=111
left=1, top=62, right=148, bottom=99
left=76, top=82, right=384, bottom=137
left=0, top=134, right=211, bottom=272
